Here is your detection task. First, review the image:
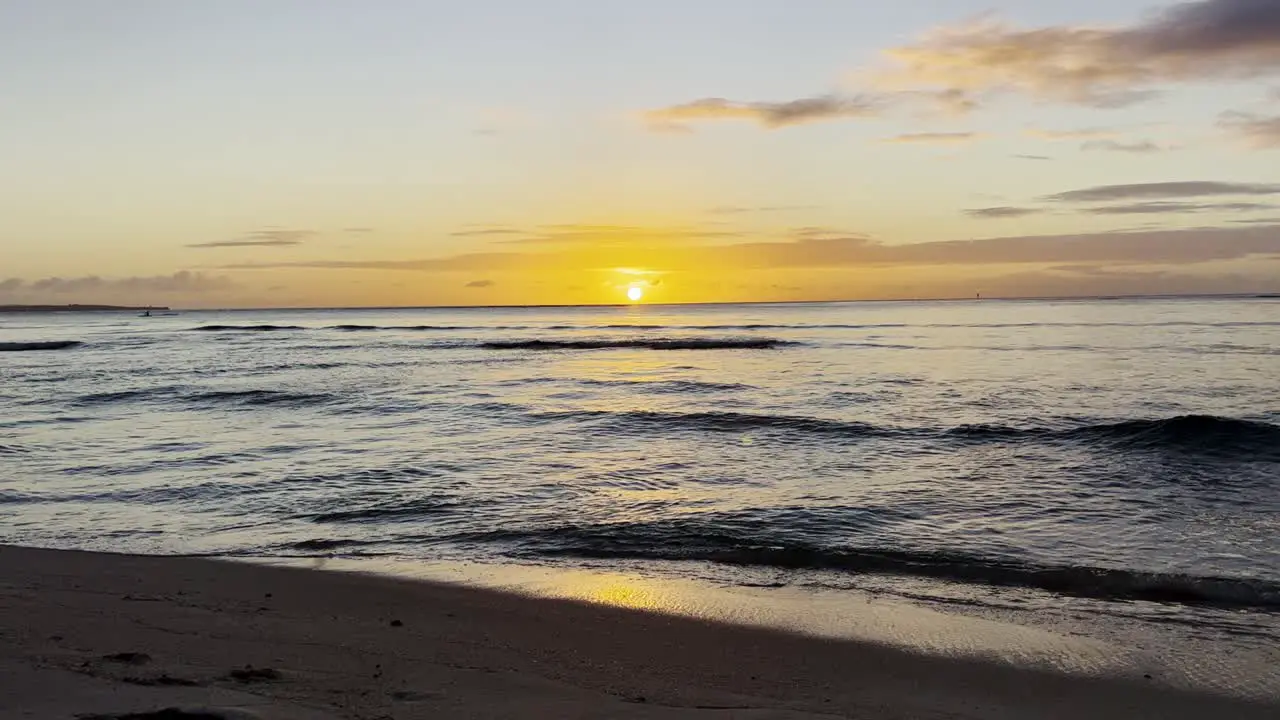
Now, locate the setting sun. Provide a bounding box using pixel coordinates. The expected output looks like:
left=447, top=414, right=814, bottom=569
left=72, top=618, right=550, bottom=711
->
left=626, top=286, right=644, bottom=302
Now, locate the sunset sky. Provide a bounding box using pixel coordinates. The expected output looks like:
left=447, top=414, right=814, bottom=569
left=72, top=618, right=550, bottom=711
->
left=3, top=0, right=1279, bottom=307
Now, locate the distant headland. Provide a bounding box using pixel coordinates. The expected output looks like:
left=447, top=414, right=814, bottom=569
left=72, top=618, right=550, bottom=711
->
left=0, top=304, right=170, bottom=313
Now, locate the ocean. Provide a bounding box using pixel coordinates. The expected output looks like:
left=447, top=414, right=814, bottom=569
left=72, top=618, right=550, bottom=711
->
left=2, top=298, right=1278, bottom=681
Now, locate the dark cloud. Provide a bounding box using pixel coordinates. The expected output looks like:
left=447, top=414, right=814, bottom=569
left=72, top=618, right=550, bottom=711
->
left=965, top=207, right=1042, bottom=218
left=1083, top=201, right=1278, bottom=215
left=644, top=94, right=884, bottom=131
left=1218, top=111, right=1280, bottom=147
left=1080, top=140, right=1167, bottom=153
left=878, top=0, right=1280, bottom=106
left=188, top=229, right=315, bottom=249
left=1044, top=181, right=1280, bottom=203
left=884, top=131, right=982, bottom=144
left=465, top=279, right=496, bottom=288
left=1013, top=154, right=1054, bottom=161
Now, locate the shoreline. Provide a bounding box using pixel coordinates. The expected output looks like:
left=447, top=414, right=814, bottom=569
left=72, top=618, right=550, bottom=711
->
left=3, top=545, right=1275, bottom=719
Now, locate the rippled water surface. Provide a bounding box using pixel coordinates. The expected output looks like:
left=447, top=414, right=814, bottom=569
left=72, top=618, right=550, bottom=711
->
left=2, top=298, right=1278, bottom=640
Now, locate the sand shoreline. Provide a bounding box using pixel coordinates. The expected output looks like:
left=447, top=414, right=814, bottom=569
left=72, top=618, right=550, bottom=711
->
left=2, top=545, right=1275, bottom=719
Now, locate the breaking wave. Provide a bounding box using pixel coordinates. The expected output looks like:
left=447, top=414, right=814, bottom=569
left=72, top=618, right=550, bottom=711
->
left=464, top=518, right=1280, bottom=610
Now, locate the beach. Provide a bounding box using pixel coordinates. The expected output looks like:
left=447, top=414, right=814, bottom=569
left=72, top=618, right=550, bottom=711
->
left=3, top=545, right=1276, bottom=720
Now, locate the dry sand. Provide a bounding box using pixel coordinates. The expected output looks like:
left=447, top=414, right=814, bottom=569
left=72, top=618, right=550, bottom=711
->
left=1, top=545, right=1274, bottom=720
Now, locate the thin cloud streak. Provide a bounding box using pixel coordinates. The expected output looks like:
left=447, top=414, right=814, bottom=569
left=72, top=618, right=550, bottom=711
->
left=1080, top=140, right=1167, bottom=153
left=187, top=229, right=315, bottom=249
left=450, top=227, right=525, bottom=237
left=1025, top=127, right=1117, bottom=140
left=643, top=94, right=884, bottom=131
left=884, top=131, right=982, bottom=144
left=1044, top=181, right=1280, bottom=203
left=965, top=207, right=1042, bottom=218
left=1082, top=201, right=1278, bottom=215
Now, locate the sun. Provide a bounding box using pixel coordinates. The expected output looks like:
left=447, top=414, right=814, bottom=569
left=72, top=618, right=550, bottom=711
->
left=626, top=285, right=644, bottom=302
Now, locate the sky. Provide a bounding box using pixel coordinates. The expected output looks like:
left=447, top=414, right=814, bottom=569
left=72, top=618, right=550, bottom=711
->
left=2, top=0, right=1279, bottom=308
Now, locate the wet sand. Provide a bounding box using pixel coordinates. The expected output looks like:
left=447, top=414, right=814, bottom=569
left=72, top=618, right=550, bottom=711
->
left=1, top=545, right=1274, bottom=719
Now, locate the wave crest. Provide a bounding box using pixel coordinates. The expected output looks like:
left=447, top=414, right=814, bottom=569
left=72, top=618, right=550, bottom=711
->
left=191, top=325, right=304, bottom=332
left=0, top=340, right=81, bottom=351
left=480, top=338, right=795, bottom=351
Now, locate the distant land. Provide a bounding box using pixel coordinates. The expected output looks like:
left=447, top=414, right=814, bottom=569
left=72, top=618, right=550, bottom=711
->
left=0, top=304, right=169, bottom=313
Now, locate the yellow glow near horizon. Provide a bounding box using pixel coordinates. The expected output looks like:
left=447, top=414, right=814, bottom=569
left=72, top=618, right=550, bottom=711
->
left=627, top=285, right=644, bottom=302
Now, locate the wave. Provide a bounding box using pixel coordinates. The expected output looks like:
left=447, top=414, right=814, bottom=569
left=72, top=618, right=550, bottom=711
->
left=539, top=409, right=1280, bottom=458
left=0, top=340, right=81, bottom=351
left=288, top=538, right=382, bottom=552
left=948, top=415, right=1280, bottom=458
left=469, top=519, right=1280, bottom=609
left=1071, top=415, right=1280, bottom=452
left=71, top=387, right=336, bottom=409
left=187, top=389, right=336, bottom=407
left=586, top=379, right=754, bottom=393
left=544, top=409, right=892, bottom=437
left=191, top=324, right=304, bottom=332
left=301, top=495, right=470, bottom=523
left=330, top=324, right=487, bottom=332
left=480, top=338, right=795, bottom=351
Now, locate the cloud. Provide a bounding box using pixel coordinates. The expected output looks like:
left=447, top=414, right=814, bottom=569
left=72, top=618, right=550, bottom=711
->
left=1012, top=154, right=1053, bottom=161
left=187, top=229, right=315, bottom=249
left=965, top=206, right=1042, bottom=218
left=494, top=224, right=742, bottom=246
left=1044, top=181, right=1280, bottom=203
left=1080, top=139, right=1167, bottom=153
left=643, top=94, right=883, bottom=131
left=876, top=0, right=1280, bottom=107
left=1, top=272, right=237, bottom=304
left=465, top=279, right=496, bottom=288
left=343, top=227, right=374, bottom=234
left=1026, top=127, right=1117, bottom=140
left=883, top=131, right=982, bottom=144
left=220, top=223, right=1280, bottom=274
left=451, top=227, right=525, bottom=237
left=707, top=205, right=819, bottom=215
left=1219, top=111, right=1280, bottom=147
left=1083, top=201, right=1278, bottom=214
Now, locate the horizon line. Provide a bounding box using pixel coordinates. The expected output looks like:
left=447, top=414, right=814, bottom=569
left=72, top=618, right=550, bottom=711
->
left=165, top=291, right=1280, bottom=312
